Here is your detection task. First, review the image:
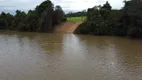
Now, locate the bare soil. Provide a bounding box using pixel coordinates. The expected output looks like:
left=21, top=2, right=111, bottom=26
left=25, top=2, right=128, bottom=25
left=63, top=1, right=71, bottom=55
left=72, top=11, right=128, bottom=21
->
left=55, top=21, right=82, bottom=33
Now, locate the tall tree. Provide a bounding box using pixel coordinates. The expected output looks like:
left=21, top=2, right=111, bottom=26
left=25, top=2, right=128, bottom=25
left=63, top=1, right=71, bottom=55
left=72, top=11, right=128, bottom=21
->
left=0, top=0, right=66, bottom=33
left=121, top=0, right=142, bottom=38
left=39, top=0, right=54, bottom=32
left=0, top=12, right=13, bottom=29
left=11, top=10, right=26, bottom=30
left=0, top=12, right=7, bottom=29
left=35, top=0, right=53, bottom=16
left=25, top=10, right=39, bottom=31
left=102, top=1, right=112, bottom=10
left=52, top=5, right=66, bottom=26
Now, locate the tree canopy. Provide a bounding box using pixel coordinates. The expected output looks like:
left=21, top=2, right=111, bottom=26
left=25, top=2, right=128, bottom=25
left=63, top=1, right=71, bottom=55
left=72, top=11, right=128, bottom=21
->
left=1, top=0, right=142, bottom=38
left=101, top=1, right=112, bottom=10
left=0, top=0, right=66, bottom=32
left=75, top=0, right=142, bottom=38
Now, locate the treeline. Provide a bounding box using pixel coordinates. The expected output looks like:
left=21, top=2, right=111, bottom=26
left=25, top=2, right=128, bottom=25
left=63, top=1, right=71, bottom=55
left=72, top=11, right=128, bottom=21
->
left=75, top=0, right=142, bottom=38
left=0, top=0, right=66, bottom=32
left=66, top=10, right=87, bottom=17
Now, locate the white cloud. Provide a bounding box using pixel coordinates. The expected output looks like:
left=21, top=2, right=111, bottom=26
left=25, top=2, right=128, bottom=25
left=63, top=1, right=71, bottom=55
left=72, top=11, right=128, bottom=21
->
left=0, top=0, right=124, bottom=14
left=52, top=0, right=124, bottom=11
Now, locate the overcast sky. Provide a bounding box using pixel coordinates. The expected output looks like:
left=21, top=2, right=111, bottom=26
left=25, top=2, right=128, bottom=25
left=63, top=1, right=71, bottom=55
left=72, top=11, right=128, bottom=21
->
left=0, top=0, right=124, bottom=14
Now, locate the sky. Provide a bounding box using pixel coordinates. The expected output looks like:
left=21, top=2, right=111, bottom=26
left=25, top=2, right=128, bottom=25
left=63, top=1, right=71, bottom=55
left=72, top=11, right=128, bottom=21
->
left=0, top=0, right=124, bottom=14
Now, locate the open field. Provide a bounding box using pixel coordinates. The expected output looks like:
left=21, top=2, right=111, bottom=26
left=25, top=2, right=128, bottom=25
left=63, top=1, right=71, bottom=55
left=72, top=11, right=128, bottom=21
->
left=67, top=16, right=86, bottom=22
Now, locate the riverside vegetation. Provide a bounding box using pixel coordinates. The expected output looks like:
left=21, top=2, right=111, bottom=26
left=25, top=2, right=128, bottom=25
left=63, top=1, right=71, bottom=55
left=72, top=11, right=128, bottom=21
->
left=0, top=0, right=142, bottom=38
left=74, top=0, right=142, bottom=38
left=0, top=0, right=66, bottom=32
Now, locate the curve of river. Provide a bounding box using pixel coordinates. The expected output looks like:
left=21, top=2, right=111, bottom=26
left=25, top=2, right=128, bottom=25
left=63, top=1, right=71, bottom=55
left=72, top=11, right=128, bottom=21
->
left=0, top=31, right=142, bottom=80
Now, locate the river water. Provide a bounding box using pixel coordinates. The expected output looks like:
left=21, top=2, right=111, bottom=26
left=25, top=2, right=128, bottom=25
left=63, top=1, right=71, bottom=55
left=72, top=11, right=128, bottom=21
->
left=0, top=31, right=142, bottom=80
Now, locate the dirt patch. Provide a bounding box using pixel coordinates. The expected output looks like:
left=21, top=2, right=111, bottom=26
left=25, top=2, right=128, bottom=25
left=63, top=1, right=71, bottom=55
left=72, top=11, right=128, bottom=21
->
left=55, top=21, right=82, bottom=33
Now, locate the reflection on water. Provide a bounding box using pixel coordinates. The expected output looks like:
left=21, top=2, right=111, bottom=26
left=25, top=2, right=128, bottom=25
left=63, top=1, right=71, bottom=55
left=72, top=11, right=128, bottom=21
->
left=0, top=31, right=142, bottom=80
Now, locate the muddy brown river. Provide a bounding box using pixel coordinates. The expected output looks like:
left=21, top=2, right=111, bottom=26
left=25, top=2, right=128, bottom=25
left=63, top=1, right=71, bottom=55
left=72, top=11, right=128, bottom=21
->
left=0, top=31, right=142, bottom=80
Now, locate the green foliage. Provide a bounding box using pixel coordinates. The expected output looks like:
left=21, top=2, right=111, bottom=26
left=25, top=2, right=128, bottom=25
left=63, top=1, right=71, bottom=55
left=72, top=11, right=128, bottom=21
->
left=0, top=0, right=66, bottom=32
left=25, top=10, right=39, bottom=31
left=101, top=1, right=112, bottom=10
left=1, top=0, right=141, bottom=38
left=52, top=5, right=66, bottom=25
left=75, top=0, right=142, bottom=38
left=39, top=5, right=53, bottom=32
left=35, top=0, right=53, bottom=16
left=120, top=0, right=142, bottom=38
left=75, top=4, right=122, bottom=36
left=0, top=12, right=13, bottom=29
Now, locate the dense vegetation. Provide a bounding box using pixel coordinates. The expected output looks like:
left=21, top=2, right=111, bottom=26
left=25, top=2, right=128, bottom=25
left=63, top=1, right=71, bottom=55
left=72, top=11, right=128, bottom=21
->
left=0, top=0, right=142, bottom=38
left=75, top=0, right=142, bottom=38
left=0, top=0, right=66, bottom=32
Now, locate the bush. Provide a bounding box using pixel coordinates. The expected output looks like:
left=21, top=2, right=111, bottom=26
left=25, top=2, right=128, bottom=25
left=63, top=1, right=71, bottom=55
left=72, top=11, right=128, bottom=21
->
left=75, top=3, right=122, bottom=36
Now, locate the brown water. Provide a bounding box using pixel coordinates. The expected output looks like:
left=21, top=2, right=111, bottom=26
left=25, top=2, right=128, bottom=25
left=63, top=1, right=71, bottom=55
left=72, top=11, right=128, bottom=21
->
left=0, top=31, right=142, bottom=80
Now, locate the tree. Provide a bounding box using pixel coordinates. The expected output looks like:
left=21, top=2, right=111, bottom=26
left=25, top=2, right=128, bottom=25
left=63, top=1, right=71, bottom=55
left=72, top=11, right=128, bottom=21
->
left=121, top=0, right=142, bottom=38
left=0, top=12, right=13, bottom=29
left=24, top=10, right=39, bottom=31
left=5, top=13, right=14, bottom=28
left=52, top=5, right=66, bottom=26
left=75, top=4, right=121, bottom=36
left=102, top=1, right=112, bottom=10
left=39, top=0, right=54, bottom=32
left=11, top=10, right=26, bottom=30
left=0, top=0, right=66, bottom=33
left=35, top=0, right=53, bottom=16
left=0, top=12, right=7, bottom=29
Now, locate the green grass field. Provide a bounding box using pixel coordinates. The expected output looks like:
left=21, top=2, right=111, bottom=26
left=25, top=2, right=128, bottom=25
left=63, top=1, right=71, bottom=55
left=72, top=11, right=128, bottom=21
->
left=67, top=16, right=86, bottom=22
